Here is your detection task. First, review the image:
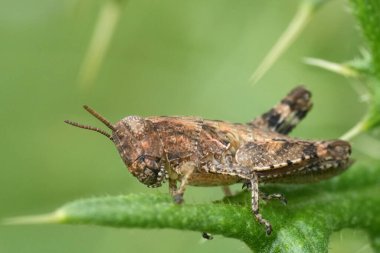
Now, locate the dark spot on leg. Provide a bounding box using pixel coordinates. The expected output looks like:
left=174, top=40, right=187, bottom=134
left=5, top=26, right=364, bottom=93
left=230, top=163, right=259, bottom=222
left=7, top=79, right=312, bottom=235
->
left=262, top=109, right=281, bottom=128
left=295, top=109, right=308, bottom=119
left=281, top=98, right=296, bottom=110
left=280, top=125, right=294, bottom=134
left=267, top=113, right=281, bottom=128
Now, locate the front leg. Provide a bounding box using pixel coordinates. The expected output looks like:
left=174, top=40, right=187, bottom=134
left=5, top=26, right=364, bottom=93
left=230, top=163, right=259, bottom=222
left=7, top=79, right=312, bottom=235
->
left=168, top=163, right=212, bottom=240
left=170, top=162, right=196, bottom=204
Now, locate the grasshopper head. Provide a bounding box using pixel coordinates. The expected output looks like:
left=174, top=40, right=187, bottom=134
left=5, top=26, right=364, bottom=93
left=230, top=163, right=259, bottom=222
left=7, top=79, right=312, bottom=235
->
left=112, top=116, right=167, bottom=188
left=65, top=106, right=167, bottom=188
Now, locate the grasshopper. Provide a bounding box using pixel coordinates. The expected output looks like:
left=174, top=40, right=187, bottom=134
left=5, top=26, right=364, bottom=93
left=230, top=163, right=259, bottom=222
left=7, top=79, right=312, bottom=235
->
left=65, top=86, right=352, bottom=235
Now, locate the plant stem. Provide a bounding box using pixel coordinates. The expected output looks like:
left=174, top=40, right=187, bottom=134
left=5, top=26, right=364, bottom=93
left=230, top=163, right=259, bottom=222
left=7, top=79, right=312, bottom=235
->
left=340, top=116, right=368, bottom=141
left=78, top=0, right=125, bottom=89
left=250, top=0, right=326, bottom=85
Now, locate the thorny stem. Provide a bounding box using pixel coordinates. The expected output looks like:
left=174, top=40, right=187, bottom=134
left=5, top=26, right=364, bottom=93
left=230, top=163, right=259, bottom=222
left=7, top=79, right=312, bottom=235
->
left=3, top=211, right=65, bottom=225
left=340, top=116, right=368, bottom=141
left=250, top=0, right=326, bottom=85
left=304, top=57, right=360, bottom=78
left=304, top=57, right=373, bottom=141
left=78, top=0, right=125, bottom=89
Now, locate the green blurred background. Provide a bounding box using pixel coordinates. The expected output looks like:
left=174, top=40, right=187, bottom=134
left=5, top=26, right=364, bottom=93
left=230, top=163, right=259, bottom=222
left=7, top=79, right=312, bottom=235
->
left=0, top=0, right=374, bottom=252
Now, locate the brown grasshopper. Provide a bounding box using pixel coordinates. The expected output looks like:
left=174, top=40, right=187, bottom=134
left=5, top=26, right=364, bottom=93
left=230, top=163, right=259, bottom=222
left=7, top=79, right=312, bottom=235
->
left=65, top=86, right=352, bottom=235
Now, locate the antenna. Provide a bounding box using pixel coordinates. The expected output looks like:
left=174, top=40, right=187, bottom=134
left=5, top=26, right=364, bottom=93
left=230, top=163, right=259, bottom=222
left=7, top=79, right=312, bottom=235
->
left=64, top=105, right=115, bottom=140
left=83, top=105, right=116, bottom=131
left=64, top=120, right=113, bottom=140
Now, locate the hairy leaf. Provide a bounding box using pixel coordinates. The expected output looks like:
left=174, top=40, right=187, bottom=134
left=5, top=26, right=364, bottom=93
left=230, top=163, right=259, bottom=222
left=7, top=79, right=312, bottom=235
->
left=7, top=162, right=380, bottom=252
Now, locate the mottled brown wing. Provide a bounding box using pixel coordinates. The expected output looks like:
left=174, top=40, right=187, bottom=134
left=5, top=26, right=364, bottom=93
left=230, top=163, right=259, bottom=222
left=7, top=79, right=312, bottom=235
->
left=148, top=116, right=203, bottom=162
left=199, top=121, right=231, bottom=156
left=235, top=139, right=318, bottom=171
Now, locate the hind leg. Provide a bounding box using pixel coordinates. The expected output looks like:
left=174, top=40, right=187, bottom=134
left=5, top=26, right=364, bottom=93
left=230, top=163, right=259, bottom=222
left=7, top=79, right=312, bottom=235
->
left=205, top=163, right=273, bottom=235
left=249, top=86, right=313, bottom=134
left=250, top=173, right=272, bottom=235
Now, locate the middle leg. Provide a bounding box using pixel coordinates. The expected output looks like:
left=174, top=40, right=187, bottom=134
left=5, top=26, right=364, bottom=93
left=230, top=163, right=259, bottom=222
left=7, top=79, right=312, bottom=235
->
left=242, top=181, right=287, bottom=205
left=171, top=161, right=196, bottom=204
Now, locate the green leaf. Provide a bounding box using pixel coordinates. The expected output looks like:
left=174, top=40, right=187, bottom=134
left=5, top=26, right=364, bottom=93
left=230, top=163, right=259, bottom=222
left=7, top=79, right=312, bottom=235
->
left=349, top=0, right=380, bottom=134
left=305, top=0, right=380, bottom=139
left=350, top=0, right=380, bottom=80
left=6, top=162, right=380, bottom=252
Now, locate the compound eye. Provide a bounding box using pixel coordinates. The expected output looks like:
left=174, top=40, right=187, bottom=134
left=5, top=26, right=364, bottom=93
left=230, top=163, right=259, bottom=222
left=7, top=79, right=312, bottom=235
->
left=144, top=158, right=159, bottom=171
left=142, top=167, right=157, bottom=185
left=134, top=155, right=164, bottom=186
left=137, top=155, right=159, bottom=168
left=144, top=166, right=167, bottom=188
left=137, top=155, right=145, bottom=163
